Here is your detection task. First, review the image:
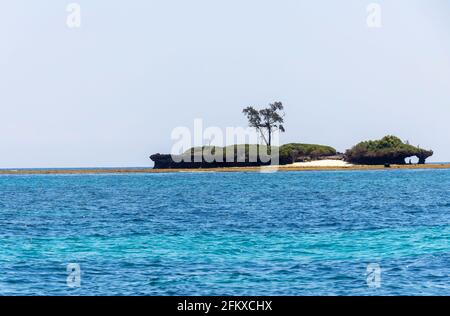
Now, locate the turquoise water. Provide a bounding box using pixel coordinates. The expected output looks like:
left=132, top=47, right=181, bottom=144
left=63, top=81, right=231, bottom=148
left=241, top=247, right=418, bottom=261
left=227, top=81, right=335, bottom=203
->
left=0, top=169, right=449, bottom=295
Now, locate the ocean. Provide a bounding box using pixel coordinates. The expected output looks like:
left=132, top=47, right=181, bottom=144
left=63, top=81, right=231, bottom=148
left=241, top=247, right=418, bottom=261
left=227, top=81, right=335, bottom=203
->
left=0, top=169, right=449, bottom=295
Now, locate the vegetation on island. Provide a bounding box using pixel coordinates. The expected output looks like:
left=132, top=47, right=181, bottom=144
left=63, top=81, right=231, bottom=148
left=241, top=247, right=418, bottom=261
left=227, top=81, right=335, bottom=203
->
left=279, top=143, right=337, bottom=164
left=184, top=144, right=275, bottom=163
left=345, top=135, right=433, bottom=165
left=151, top=136, right=433, bottom=169
left=185, top=144, right=337, bottom=163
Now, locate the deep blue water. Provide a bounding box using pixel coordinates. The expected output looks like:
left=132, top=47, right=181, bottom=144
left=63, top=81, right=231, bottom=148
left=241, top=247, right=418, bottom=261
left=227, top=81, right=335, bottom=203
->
left=0, top=169, right=449, bottom=295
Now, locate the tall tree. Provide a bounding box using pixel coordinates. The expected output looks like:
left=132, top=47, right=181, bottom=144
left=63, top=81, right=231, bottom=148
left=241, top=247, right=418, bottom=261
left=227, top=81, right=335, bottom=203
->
left=242, top=102, right=285, bottom=146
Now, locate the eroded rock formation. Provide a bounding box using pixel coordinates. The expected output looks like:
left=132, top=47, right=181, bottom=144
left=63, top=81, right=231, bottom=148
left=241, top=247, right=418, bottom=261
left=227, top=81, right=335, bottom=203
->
left=345, top=135, right=433, bottom=165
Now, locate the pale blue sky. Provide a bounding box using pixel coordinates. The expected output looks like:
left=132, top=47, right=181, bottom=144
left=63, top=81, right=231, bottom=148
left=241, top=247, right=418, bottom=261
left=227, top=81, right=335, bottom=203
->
left=1, top=1, right=449, bottom=167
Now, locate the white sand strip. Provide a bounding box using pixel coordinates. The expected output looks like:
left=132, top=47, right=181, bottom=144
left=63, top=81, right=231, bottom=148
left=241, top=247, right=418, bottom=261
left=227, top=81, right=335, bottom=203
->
left=285, top=159, right=353, bottom=168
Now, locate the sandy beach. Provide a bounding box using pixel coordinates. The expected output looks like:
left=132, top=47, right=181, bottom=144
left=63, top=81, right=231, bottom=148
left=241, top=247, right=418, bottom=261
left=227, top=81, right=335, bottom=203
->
left=286, top=159, right=354, bottom=168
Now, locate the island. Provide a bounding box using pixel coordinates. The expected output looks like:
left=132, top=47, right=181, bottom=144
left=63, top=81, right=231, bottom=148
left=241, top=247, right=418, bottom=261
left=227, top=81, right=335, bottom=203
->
left=151, top=103, right=435, bottom=169
left=150, top=135, right=434, bottom=169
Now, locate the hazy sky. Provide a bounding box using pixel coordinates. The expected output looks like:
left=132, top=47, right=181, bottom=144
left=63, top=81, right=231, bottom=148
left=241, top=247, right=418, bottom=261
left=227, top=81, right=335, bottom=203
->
left=1, top=0, right=449, bottom=168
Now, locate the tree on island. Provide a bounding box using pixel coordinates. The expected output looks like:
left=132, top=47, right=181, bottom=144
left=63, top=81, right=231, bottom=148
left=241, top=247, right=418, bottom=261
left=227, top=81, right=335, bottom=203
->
left=242, top=102, right=285, bottom=146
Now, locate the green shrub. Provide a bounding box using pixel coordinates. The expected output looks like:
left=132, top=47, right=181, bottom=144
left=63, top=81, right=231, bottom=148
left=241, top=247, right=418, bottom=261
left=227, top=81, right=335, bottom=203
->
left=183, top=143, right=337, bottom=164
left=279, top=143, right=337, bottom=162
left=345, top=135, right=433, bottom=164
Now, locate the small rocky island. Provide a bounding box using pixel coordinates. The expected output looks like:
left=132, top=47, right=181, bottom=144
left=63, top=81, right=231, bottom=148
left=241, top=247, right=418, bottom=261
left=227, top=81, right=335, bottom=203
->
left=345, top=135, right=433, bottom=165
left=150, top=136, right=433, bottom=169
